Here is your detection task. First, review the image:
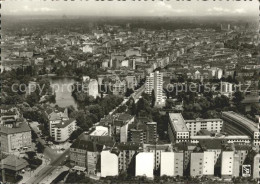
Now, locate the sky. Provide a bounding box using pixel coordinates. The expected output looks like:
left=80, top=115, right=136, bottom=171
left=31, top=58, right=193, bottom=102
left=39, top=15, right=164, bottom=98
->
left=1, top=0, right=259, bottom=17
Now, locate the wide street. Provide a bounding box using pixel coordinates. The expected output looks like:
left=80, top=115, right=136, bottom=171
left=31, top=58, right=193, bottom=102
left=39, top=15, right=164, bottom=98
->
left=25, top=149, right=69, bottom=184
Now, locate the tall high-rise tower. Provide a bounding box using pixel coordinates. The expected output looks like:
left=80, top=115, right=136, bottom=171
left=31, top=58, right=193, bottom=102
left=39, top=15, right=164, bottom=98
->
left=145, top=71, right=163, bottom=106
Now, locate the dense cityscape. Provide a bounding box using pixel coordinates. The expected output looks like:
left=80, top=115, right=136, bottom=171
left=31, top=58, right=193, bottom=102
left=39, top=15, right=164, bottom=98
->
left=0, top=1, right=260, bottom=184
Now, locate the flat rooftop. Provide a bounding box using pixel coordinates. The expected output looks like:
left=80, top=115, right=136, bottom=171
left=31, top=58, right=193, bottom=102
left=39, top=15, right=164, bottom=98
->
left=90, top=129, right=108, bottom=136
left=222, top=111, right=258, bottom=133
left=185, top=118, right=223, bottom=123
left=190, top=135, right=251, bottom=140
left=169, top=113, right=188, bottom=132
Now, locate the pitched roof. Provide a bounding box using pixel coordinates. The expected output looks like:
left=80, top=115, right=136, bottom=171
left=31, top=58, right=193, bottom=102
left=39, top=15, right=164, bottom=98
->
left=0, top=155, right=28, bottom=171
left=70, top=139, right=103, bottom=152
left=0, top=122, right=31, bottom=135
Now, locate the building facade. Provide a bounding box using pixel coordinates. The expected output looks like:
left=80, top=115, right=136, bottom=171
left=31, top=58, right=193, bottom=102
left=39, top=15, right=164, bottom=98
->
left=145, top=71, right=164, bottom=106
left=168, top=113, right=189, bottom=143
left=0, top=122, right=32, bottom=154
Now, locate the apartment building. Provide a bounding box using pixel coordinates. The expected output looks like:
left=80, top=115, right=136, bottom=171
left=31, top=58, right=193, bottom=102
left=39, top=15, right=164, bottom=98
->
left=221, top=151, right=240, bottom=178
left=70, top=139, right=103, bottom=174
left=53, top=119, right=76, bottom=142
left=173, top=142, right=197, bottom=173
left=160, top=152, right=184, bottom=177
left=144, top=144, right=171, bottom=170
left=117, top=142, right=142, bottom=173
left=190, top=151, right=215, bottom=177
left=101, top=149, right=119, bottom=177
left=112, top=113, right=134, bottom=142
left=199, top=140, right=223, bottom=165
left=168, top=113, right=189, bottom=143
left=234, top=144, right=251, bottom=166
left=0, top=107, right=21, bottom=127
left=185, top=118, right=223, bottom=136
left=253, top=154, right=260, bottom=179
left=135, top=152, right=154, bottom=178
left=46, top=108, right=69, bottom=137
left=0, top=122, right=32, bottom=154
left=128, top=118, right=157, bottom=144
left=145, top=71, right=164, bottom=106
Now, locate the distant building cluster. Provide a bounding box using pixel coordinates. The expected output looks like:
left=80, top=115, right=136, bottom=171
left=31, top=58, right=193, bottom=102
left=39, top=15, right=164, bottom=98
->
left=68, top=110, right=260, bottom=179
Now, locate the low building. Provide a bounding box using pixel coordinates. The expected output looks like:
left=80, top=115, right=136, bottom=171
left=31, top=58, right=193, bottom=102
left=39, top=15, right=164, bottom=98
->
left=190, top=134, right=251, bottom=145
left=136, top=152, right=154, bottom=178
left=0, top=122, right=32, bottom=154
left=101, top=150, right=119, bottom=177
left=0, top=155, right=28, bottom=173
left=168, top=113, right=189, bottom=143
left=160, top=152, right=184, bottom=176
left=185, top=118, right=223, bottom=136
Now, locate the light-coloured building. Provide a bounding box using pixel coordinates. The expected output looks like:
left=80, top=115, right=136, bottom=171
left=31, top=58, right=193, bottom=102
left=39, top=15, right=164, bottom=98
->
left=144, top=144, right=171, bottom=170
left=190, top=134, right=251, bottom=144
left=0, top=107, right=20, bottom=126
left=0, top=122, right=32, bottom=154
left=234, top=144, right=251, bottom=166
left=101, top=150, right=119, bottom=177
left=46, top=108, right=69, bottom=137
left=168, top=113, right=189, bottom=143
left=82, top=78, right=99, bottom=99
left=160, top=152, right=184, bottom=177
left=145, top=71, right=164, bottom=106
left=53, top=119, right=77, bottom=142
left=136, top=152, right=154, bottom=178
left=221, top=151, right=240, bottom=178
left=90, top=126, right=108, bottom=137
left=222, top=111, right=259, bottom=146
left=185, top=118, right=223, bottom=136
left=190, top=151, right=215, bottom=177
left=253, top=154, right=260, bottom=179
left=117, top=142, right=142, bottom=173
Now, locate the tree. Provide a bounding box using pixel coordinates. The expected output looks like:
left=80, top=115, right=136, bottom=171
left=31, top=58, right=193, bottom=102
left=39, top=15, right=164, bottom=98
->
left=128, top=98, right=136, bottom=115
left=151, top=90, right=156, bottom=107
left=36, top=142, right=45, bottom=153
left=25, top=151, right=36, bottom=159
left=125, top=88, right=134, bottom=97
left=26, top=92, right=40, bottom=107
left=233, top=91, right=244, bottom=105
left=69, top=128, right=83, bottom=140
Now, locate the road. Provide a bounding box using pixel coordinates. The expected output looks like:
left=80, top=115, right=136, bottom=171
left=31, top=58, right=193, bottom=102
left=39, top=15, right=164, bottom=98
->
left=26, top=149, right=69, bottom=184
left=109, top=84, right=145, bottom=115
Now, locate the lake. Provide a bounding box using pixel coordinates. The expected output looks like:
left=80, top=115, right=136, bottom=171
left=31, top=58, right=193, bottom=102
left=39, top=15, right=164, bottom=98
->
left=48, top=77, right=78, bottom=110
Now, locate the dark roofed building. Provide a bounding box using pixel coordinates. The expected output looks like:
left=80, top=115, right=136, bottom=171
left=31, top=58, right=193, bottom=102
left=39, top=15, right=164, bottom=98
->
left=70, top=139, right=104, bottom=174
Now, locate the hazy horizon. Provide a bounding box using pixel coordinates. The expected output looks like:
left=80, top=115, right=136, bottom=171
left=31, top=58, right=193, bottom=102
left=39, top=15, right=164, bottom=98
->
left=2, top=0, right=258, bottom=17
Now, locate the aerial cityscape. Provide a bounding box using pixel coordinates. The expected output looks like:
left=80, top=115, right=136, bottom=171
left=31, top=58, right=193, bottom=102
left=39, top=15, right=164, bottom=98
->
left=0, top=0, right=259, bottom=183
